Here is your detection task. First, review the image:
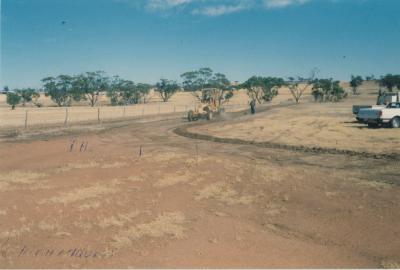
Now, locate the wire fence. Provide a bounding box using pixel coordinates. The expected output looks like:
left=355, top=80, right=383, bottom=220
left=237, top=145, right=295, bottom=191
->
left=0, top=102, right=249, bottom=129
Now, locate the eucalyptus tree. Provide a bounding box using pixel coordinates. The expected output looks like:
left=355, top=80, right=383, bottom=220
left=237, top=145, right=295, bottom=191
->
left=107, top=76, right=125, bottom=105
left=287, top=69, right=318, bottom=103
left=312, top=79, right=347, bottom=102
left=108, top=77, right=152, bottom=105
left=350, top=75, right=363, bottom=95
left=379, top=74, right=400, bottom=92
left=42, top=75, right=74, bottom=106
left=155, top=79, right=180, bottom=102
left=134, top=83, right=151, bottom=104
left=73, top=71, right=109, bottom=107
left=15, top=88, right=40, bottom=106
left=6, top=92, right=21, bottom=110
left=241, top=76, right=285, bottom=104
left=181, top=68, right=234, bottom=107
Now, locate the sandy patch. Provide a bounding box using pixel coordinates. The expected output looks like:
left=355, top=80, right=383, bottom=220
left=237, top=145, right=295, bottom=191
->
left=41, top=184, right=119, bottom=205
left=111, top=211, right=186, bottom=248
left=98, top=210, right=141, bottom=228
left=0, top=171, right=47, bottom=191
left=55, top=162, right=100, bottom=172
left=381, top=260, right=400, bottom=269
left=196, top=182, right=254, bottom=205
left=154, top=171, right=193, bottom=188
left=101, top=162, right=128, bottom=169
left=0, top=225, right=32, bottom=239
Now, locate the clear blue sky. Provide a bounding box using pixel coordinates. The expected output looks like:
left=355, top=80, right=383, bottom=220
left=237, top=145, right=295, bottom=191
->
left=1, top=0, right=400, bottom=89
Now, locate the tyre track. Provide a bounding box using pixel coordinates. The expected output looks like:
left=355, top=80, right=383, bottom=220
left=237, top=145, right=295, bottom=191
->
left=173, top=123, right=400, bottom=161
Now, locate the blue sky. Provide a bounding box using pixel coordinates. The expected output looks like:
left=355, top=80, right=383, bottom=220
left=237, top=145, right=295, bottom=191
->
left=1, top=0, right=400, bottom=88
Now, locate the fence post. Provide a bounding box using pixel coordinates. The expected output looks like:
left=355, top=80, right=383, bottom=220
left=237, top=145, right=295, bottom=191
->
left=97, top=107, right=100, bottom=123
left=24, top=110, right=28, bottom=129
left=64, top=108, right=68, bottom=126
left=123, top=106, right=126, bottom=118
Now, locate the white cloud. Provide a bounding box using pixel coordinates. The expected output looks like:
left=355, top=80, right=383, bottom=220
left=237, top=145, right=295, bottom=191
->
left=192, top=2, right=251, bottom=16
left=146, top=0, right=194, bottom=10
left=263, top=0, right=310, bottom=9
left=115, top=0, right=315, bottom=16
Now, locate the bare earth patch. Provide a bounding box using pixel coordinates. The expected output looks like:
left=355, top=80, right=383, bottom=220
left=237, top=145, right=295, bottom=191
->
left=111, top=211, right=186, bottom=248
left=196, top=182, right=254, bottom=205
left=40, top=184, right=119, bottom=205
left=0, top=171, right=47, bottom=191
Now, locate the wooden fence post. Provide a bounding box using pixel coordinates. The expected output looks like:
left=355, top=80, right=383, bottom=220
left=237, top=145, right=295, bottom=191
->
left=97, top=107, right=100, bottom=123
left=64, top=108, right=68, bottom=126
left=123, top=106, right=126, bottom=118
left=24, top=110, right=28, bottom=129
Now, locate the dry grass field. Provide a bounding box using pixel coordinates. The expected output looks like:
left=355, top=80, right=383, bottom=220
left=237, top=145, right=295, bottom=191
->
left=0, top=90, right=250, bottom=129
left=191, top=82, right=400, bottom=154
left=0, top=81, right=399, bottom=268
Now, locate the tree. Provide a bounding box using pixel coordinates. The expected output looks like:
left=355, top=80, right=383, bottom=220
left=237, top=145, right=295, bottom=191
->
left=350, top=75, right=363, bottom=95
left=73, top=71, right=109, bottom=107
left=134, top=83, right=151, bottom=104
left=6, top=92, right=21, bottom=110
left=3, top=86, right=9, bottom=93
left=108, top=77, right=152, bottom=106
left=379, top=74, right=400, bottom=92
left=42, top=75, right=74, bottom=106
left=312, top=79, right=347, bottom=102
left=181, top=67, right=214, bottom=93
left=287, top=69, right=318, bottom=103
left=119, top=80, right=137, bottom=105
left=181, top=71, right=199, bottom=91
left=365, top=75, right=375, bottom=81
left=205, top=72, right=233, bottom=108
left=241, top=76, right=285, bottom=104
left=155, top=79, right=180, bottom=102
left=107, top=76, right=125, bottom=106
left=181, top=68, right=234, bottom=108
left=15, top=88, right=39, bottom=106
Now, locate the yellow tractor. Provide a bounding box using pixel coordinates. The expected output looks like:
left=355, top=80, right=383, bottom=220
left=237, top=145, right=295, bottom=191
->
left=187, top=88, right=228, bottom=122
left=187, top=103, right=215, bottom=122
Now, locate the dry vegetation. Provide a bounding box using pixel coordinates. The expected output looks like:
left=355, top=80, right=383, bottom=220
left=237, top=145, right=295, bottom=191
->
left=190, top=82, right=400, bottom=154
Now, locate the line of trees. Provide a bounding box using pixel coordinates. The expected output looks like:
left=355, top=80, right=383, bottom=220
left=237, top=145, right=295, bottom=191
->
left=350, top=74, right=400, bottom=95
left=41, top=71, right=152, bottom=107
left=6, top=88, right=41, bottom=109
left=4, top=70, right=400, bottom=110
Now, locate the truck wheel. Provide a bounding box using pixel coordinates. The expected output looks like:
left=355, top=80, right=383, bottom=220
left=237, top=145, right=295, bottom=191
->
left=391, top=117, right=400, bottom=128
left=188, top=110, right=194, bottom=122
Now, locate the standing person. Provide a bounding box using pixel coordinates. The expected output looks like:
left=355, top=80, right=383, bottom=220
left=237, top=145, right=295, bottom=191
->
left=250, top=99, right=256, bottom=114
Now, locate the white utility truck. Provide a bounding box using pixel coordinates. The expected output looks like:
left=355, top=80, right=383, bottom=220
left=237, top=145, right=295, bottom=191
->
left=353, top=91, right=400, bottom=121
left=357, top=102, right=400, bottom=128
